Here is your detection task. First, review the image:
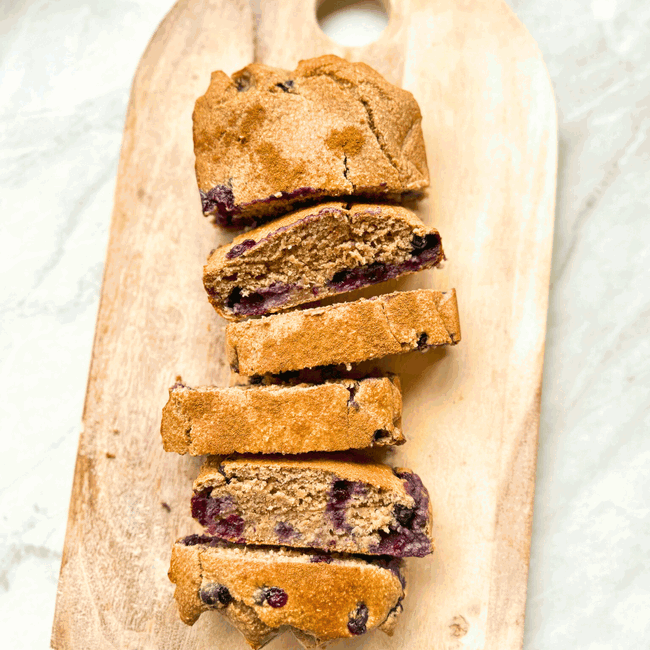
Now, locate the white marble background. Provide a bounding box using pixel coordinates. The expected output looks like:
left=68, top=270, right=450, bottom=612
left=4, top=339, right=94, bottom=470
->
left=0, top=0, right=648, bottom=648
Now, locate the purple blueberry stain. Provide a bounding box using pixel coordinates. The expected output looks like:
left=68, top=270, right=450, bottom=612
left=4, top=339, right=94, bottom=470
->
left=226, top=239, right=257, bottom=259
left=274, top=521, right=299, bottom=543
left=209, top=514, right=246, bottom=540
left=226, top=282, right=296, bottom=316
left=325, top=236, right=442, bottom=294
left=200, top=185, right=237, bottom=221
left=393, top=504, right=416, bottom=527
left=191, top=490, right=236, bottom=526
left=326, top=479, right=359, bottom=532
left=191, top=490, right=247, bottom=541
left=200, top=583, right=232, bottom=607
left=309, top=553, right=333, bottom=564
left=180, top=533, right=226, bottom=548
left=370, top=471, right=433, bottom=558
left=217, top=230, right=443, bottom=314
left=347, top=603, right=369, bottom=635
left=260, top=586, right=288, bottom=608
left=203, top=186, right=326, bottom=229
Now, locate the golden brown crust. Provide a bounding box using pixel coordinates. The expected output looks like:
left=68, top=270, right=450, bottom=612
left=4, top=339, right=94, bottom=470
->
left=160, top=377, right=403, bottom=455
left=169, top=541, right=405, bottom=647
left=193, top=55, right=428, bottom=226
left=203, top=201, right=444, bottom=320
left=226, top=289, right=461, bottom=376
left=168, top=541, right=204, bottom=625
left=196, top=453, right=406, bottom=494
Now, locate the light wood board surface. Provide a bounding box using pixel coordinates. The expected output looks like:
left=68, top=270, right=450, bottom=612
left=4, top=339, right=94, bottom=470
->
left=51, top=0, right=557, bottom=648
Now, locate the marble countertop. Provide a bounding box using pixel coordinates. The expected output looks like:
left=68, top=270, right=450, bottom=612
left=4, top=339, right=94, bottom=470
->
left=1, top=1, right=648, bottom=648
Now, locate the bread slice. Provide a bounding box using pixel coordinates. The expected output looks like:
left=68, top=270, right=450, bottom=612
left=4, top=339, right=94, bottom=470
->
left=192, top=454, right=434, bottom=558
left=226, top=288, right=461, bottom=376
left=169, top=536, right=405, bottom=648
left=203, top=202, right=444, bottom=320
left=193, top=54, right=428, bottom=227
left=160, top=376, right=403, bottom=455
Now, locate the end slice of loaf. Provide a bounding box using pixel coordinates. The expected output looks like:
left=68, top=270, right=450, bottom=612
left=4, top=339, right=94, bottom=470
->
left=194, top=54, right=428, bottom=227
left=226, top=288, right=461, bottom=376
left=161, top=376, right=403, bottom=455
left=204, top=202, right=444, bottom=320
left=192, top=454, right=434, bottom=558
left=169, top=537, right=405, bottom=648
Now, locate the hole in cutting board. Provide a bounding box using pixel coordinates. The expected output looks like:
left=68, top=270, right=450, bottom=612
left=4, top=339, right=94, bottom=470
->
left=317, top=0, right=389, bottom=46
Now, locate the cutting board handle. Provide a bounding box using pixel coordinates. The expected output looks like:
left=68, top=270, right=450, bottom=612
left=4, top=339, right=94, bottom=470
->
left=256, top=0, right=410, bottom=84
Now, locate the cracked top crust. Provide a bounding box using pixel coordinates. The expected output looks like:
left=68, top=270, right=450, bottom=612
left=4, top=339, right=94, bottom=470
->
left=193, top=54, right=429, bottom=227
left=160, top=376, right=403, bottom=455
left=169, top=538, right=405, bottom=648
left=203, top=201, right=444, bottom=320
left=226, top=288, right=461, bottom=376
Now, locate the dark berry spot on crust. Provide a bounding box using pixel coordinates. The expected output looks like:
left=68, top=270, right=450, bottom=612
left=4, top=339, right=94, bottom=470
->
left=226, top=239, right=256, bottom=259
left=262, top=587, right=288, bottom=608
left=276, top=80, right=294, bottom=92
left=373, top=429, right=390, bottom=442
left=309, top=553, right=333, bottom=564
left=417, top=333, right=429, bottom=350
left=348, top=603, right=369, bottom=635
left=200, top=583, right=232, bottom=607
left=234, top=72, right=252, bottom=92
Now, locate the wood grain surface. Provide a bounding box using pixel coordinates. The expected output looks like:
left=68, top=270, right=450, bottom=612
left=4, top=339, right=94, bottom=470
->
left=51, top=0, right=557, bottom=648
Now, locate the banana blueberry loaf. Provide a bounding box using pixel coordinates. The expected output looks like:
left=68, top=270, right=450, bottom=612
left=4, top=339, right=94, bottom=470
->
left=160, top=376, right=403, bottom=455
left=193, top=54, right=428, bottom=227
left=169, top=536, right=406, bottom=648
left=204, top=201, right=444, bottom=320
left=191, top=454, right=434, bottom=558
left=226, top=288, right=461, bottom=376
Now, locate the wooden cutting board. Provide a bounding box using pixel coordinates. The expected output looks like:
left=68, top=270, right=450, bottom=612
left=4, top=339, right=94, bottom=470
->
left=51, top=0, right=556, bottom=648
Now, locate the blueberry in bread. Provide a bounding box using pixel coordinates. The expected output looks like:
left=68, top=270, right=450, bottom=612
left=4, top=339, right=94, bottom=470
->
left=193, top=54, right=428, bottom=227
left=226, top=288, right=461, bottom=376
left=169, top=536, right=406, bottom=648
left=191, top=454, right=434, bottom=557
left=160, top=375, right=403, bottom=455
left=204, top=201, right=444, bottom=320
